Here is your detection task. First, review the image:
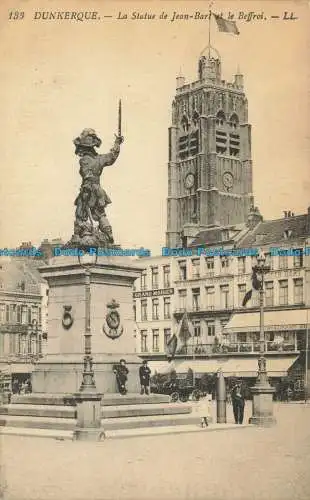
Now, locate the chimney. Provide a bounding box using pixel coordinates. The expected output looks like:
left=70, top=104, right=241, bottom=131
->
left=283, top=211, right=287, bottom=218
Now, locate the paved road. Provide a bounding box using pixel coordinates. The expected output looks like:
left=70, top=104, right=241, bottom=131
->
left=1, top=402, right=310, bottom=500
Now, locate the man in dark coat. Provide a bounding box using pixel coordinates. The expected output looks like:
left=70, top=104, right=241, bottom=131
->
left=113, top=359, right=129, bottom=395
left=139, top=360, right=151, bottom=395
left=231, top=380, right=246, bottom=424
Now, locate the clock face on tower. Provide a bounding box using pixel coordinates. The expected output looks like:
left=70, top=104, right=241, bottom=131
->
left=184, top=173, right=195, bottom=190
left=222, top=172, right=234, bottom=190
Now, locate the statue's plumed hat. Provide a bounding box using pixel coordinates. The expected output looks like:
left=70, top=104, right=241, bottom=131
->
left=73, top=128, right=102, bottom=148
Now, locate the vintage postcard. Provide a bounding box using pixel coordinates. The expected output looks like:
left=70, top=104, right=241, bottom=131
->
left=0, top=0, right=309, bottom=499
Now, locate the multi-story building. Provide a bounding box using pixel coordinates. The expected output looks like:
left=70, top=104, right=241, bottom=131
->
left=0, top=258, right=48, bottom=388
left=135, top=48, right=310, bottom=390
left=135, top=209, right=310, bottom=388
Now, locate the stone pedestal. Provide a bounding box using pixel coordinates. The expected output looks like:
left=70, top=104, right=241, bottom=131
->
left=32, top=255, right=143, bottom=394
left=249, top=385, right=276, bottom=427
left=73, top=392, right=105, bottom=441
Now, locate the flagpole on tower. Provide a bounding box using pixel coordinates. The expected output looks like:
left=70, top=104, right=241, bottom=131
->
left=208, top=2, right=213, bottom=59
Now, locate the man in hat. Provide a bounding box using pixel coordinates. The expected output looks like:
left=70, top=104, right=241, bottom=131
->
left=113, top=359, right=129, bottom=395
left=73, top=128, right=124, bottom=245
left=231, top=379, right=246, bottom=424
left=139, top=360, right=151, bottom=395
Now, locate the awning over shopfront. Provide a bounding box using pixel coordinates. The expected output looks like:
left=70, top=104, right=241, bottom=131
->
left=224, top=309, right=310, bottom=333
left=149, top=357, right=298, bottom=378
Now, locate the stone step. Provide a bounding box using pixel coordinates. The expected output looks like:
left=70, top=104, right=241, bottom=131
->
left=0, top=423, right=251, bottom=441
left=0, top=404, right=76, bottom=419
left=0, top=415, right=76, bottom=431
left=106, top=423, right=251, bottom=440
left=0, top=412, right=199, bottom=432
left=0, top=402, right=192, bottom=420
left=103, top=413, right=200, bottom=430
left=0, top=426, right=74, bottom=440
left=10, top=393, right=170, bottom=407
left=102, top=402, right=191, bottom=419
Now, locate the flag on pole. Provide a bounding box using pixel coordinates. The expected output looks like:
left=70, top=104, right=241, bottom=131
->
left=242, top=268, right=262, bottom=307
left=166, top=312, right=193, bottom=359
left=213, top=13, right=240, bottom=35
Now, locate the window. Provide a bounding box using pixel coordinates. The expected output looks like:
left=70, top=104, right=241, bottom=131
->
left=220, top=256, right=230, bottom=270
left=238, top=284, right=246, bottom=307
left=206, top=287, right=215, bottom=309
left=164, top=328, right=171, bottom=348
left=20, top=334, right=27, bottom=355
left=9, top=334, right=19, bottom=354
left=192, top=259, right=200, bottom=278
left=140, top=330, right=148, bottom=353
left=237, top=333, right=247, bottom=343
left=5, top=305, right=10, bottom=323
left=30, top=335, right=36, bottom=355
left=133, top=302, right=136, bottom=322
left=152, top=329, right=159, bottom=352
left=28, top=307, right=32, bottom=324
left=0, top=304, right=5, bottom=324
left=205, top=257, right=214, bottom=272
left=220, top=285, right=230, bottom=309
left=10, top=304, right=16, bottom=323
left=38, top=307, right=42, bottom=325
left=164, top=297, right=171, bottom=319
left=141, top=299, right=147, bottom=321
left=206, top=321, right=215, bottom=337
left=278, top=255, right=288, bottom=270
left=141, top=271, right=147, bottom=290
left=21, top=306, right=27, bottom=324
left=163, top=266, right=170, bottom=288
left=237, top=257, right=246, bottom=275
left=0, top=333, right=4, bottom=355
left=229, top=132, right=240, bottom=157
left=264, top=253, right=273, bottom=270
left=178, top=260, right=187, bottom=280
left=222, top=230, right=229, bottom=241
left=152, top=298, right=159, bottom=320
left=178, top=289, right=187, bottom=310
left=293, top=250, right=303, bottom=268
left=17, top=305, right=21, bottom=323
left=192, top=288, right=200, bottom=311
left=265, top=282, right=274, bottom=307
left=151, top=267, right=159, bottom=289
left=192, top=320, right=201, bottom=338
left=279, top=280, right=288, bottom=306
left=294, top=279, right=303, bottom=304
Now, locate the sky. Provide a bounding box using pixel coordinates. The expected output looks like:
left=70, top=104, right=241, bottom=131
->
left=0, top=0, right=309, bottom=255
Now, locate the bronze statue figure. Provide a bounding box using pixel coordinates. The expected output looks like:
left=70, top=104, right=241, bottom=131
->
left=68, top=102, right=124, bottom=248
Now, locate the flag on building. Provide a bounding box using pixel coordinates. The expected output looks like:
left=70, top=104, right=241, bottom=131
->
left=242, top=268, right=262, bottom=307
left=166, top=312, right=193, bottom=359
left=213, top=14, right=240, bottom=35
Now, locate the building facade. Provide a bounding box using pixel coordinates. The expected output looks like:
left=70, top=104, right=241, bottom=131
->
left=0, top=258, right=48, bottom=389
left=135, top=208, right=310, bottom=389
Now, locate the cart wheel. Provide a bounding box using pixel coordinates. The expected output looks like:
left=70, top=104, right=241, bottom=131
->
left=192, top=389, right=200, bottom=401
left=179, top=393, right=189, bottom=403
left=170, top=392, right=179, bottom=402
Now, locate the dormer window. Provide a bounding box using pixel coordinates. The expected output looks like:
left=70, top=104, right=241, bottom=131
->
left=222, top=230, right=230, bottom=241
left=283, top=229, right=293, bottom=239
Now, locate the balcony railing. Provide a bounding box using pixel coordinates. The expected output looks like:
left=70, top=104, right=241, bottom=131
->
left=176, top=341, right=298, bottom=356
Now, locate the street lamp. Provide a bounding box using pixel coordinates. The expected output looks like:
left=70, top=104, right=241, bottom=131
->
left=73, top=250, right=105, bottom=441
left=249, top=250, right=276, bottom=426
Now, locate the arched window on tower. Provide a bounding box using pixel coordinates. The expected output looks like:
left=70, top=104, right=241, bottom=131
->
left=216, top=110, right=227, bottom=154
left=228, top=113, right=240, bottom=156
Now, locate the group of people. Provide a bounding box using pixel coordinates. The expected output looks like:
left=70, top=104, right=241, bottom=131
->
left=113, top=359, right=151, bottom=396
left=12, top=378, right=32, bottom=395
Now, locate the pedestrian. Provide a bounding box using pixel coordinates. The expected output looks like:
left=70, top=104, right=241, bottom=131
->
left=139, top=360, right=151, bottom=395
left=25, top=378, right=32, bottom=394
left=113, top=359, right=129, bottom=395
left=12, top=379, right=20, bottom=395
left=231, top=380, right=246, bottom=424
left=195, top=393, right=212, bottom=428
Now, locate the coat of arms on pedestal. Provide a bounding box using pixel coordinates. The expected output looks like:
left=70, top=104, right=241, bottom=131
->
left=102, top=299, right=124, bottom=339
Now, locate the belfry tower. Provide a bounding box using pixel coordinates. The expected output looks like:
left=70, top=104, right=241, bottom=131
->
left=166, top=48, right=254, bottom=247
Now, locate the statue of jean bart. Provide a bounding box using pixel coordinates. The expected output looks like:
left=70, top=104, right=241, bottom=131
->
left=68, top=126, right=124, bottom=248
